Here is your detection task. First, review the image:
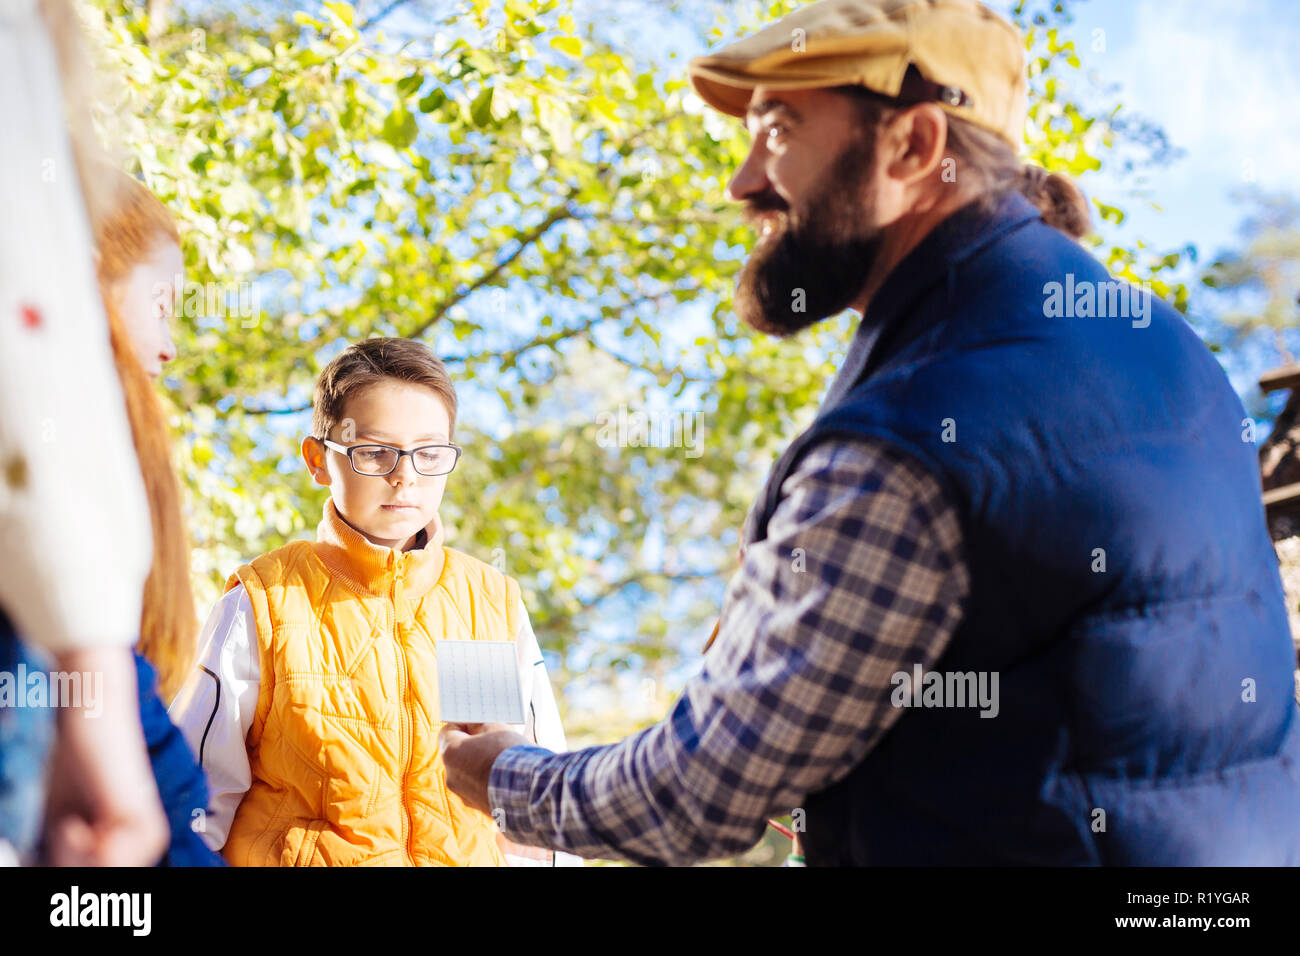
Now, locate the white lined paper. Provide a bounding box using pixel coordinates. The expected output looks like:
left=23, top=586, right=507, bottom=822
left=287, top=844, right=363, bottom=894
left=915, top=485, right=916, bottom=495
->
left=435, top=640, right=525, bottom=724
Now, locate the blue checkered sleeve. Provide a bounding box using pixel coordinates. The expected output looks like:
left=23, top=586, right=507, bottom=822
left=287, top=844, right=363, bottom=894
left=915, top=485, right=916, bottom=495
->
left=488, top=438, right=970, bottom=865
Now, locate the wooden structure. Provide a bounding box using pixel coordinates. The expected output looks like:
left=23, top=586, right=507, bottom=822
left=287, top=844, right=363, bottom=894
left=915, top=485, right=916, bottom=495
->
left=1259, top=362, right=1300, bottom=528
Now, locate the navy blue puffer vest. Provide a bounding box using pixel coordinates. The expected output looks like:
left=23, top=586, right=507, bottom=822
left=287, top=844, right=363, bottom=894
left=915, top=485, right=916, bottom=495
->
left=750, top=191, right=1300, bottom=865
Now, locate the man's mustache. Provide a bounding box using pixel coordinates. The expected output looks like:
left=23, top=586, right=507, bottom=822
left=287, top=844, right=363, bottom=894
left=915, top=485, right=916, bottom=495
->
left=743, top=191, right=789, bottom=224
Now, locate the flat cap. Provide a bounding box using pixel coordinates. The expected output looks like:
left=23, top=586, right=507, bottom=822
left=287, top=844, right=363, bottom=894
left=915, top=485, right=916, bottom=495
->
left=687, top=0, right=1028, bottom=147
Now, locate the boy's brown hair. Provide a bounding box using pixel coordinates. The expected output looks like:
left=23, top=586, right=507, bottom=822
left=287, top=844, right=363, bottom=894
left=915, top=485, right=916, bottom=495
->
left=312, top=337, right=458, bottom=441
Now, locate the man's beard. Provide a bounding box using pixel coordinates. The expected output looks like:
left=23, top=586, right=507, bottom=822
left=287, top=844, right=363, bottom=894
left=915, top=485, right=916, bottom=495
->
left=734, top=136, right=883, bottom=337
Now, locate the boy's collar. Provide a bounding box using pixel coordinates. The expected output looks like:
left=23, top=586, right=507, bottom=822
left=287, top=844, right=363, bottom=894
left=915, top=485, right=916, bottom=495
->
left=313, top=498, right=447, bottom=603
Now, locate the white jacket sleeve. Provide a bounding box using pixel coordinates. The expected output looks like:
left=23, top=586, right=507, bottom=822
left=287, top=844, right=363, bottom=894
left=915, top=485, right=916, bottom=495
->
left=168, top=585, right=260, bottom=852
left=505, top=598, right=583, bottom=867
left=0, top=0, right=152, bottom=653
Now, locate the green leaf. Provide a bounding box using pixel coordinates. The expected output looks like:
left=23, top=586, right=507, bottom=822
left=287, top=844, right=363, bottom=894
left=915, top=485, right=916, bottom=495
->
left=247, top=39, right=274, bottom=65
left=590, top=95, right=619, bottom=126
left=418, top=88, right=447, bottom=114
left=465, top=50, right=497, bottom=74
left=380, top=105, right=419, bottom=148
left=1094, top=200, right=1125, bottom=225
left=550, top=36, right=583, bottom=58
left=469, top=86, right=494, bottom=127
left=322, top=1, right=354, bottom=27
left=396, top=71, right=424, bottom=98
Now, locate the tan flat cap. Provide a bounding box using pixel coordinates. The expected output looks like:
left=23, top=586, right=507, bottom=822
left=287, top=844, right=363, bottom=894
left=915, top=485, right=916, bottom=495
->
left=687, top=0, right=1028, bottom=147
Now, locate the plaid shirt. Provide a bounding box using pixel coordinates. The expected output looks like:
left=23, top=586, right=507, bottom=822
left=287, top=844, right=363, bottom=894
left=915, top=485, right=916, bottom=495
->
left=489, top=438, right=970, bottom=865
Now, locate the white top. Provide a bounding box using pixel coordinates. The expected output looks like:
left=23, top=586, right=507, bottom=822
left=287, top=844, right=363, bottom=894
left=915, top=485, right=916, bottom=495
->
left=169, top=585, right=582, bottom=867
left=0, top=0, right=152, bottom=653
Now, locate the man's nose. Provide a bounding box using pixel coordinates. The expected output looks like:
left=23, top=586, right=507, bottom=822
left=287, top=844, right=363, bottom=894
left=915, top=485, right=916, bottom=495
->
left=726, top=144, right=770, bottom=204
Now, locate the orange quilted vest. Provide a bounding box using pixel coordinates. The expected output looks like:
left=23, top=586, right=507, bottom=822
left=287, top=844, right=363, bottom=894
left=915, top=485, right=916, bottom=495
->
left=222, top=498, right=518, bottom=866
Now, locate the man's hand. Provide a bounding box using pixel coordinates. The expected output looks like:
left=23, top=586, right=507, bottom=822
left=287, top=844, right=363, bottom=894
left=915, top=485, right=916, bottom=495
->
left=439, top=722, right=531, bottom=815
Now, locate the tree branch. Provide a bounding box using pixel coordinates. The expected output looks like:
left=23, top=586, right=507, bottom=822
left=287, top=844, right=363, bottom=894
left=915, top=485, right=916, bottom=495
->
left=402, top=195, right=578, bottom=341
left=357, top=0, right=418, bottom=31
left=238, top=401, right=311, bottom=416
left=440, top=288, right=689, bottom=367
left=441, top=316, right=602, bottom=368
left=236, top=286, right=686, bottom=415
left=588, top=337, right=682, bottom=384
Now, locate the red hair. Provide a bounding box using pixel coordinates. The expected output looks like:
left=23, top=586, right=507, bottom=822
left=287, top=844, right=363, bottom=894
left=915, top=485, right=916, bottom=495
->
left=94, top=170, right=196, bottom=703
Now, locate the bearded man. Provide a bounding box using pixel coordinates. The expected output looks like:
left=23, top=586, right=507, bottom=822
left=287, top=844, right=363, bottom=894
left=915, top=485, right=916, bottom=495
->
left=442, top=0, right=1300, bottom=865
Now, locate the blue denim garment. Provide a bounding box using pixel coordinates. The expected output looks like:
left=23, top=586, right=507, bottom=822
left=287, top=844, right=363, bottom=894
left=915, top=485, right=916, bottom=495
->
left=0, top=607, right=224, bottom=866
left=0, top=607, right=55, bottom=864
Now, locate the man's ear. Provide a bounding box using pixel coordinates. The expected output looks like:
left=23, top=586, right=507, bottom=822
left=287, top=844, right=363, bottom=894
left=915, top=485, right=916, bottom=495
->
left=302, top=436, right=331, bottom=487
left=881, top=103, right=949, bottom=188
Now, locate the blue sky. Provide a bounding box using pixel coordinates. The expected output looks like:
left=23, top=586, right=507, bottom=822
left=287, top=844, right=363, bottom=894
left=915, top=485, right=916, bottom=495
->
left=1032, top=0, right=1300, bottom=410
left=1050, top=0, right=1300, bottom=260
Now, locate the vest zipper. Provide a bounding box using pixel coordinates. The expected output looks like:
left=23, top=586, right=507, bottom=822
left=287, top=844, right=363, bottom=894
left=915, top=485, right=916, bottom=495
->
left=392, top=573, right=415, bottom=866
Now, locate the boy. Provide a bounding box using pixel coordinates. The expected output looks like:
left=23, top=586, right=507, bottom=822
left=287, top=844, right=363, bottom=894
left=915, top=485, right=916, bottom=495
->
left=170, top=337, right=576, bottom=866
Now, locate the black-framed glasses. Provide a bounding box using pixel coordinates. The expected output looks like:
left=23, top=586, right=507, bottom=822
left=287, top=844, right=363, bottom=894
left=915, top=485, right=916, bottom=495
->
left=320, top=438, right=462, bottom=477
